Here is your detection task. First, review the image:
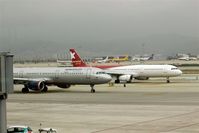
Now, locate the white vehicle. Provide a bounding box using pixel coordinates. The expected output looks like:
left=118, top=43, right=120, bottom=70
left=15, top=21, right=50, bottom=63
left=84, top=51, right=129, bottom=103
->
left=39, top=128, right=57, bottom=133
left=7, top=125, right=33, bottom=133
left=14, top=67, right=112, bottom=93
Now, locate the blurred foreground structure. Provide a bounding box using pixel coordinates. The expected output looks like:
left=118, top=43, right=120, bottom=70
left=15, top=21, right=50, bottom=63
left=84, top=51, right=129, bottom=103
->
left=0, top=52, right=13, bottom=133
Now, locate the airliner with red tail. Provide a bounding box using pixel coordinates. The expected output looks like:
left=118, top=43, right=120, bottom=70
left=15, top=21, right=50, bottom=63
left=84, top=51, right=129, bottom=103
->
left=69, top=48, right=182, bottom=86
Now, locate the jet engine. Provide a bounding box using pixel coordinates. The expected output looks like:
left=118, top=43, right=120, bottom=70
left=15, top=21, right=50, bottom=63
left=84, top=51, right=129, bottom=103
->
left=117, top=75, right=133, bottom=83
left=57, top=84, right=71, bottom=89
left=27, top=81, right=45, bottom=91
left=135, top=77, right=149, bottom=80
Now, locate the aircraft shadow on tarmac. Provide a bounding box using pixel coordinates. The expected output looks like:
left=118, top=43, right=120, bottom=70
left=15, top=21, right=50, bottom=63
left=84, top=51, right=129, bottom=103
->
left=13, top=80, right=194, bottom=94
left=13, top=89, right=114, bottom=94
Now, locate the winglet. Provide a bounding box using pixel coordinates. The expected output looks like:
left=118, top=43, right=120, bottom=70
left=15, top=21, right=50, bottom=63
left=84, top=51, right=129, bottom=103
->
left=69, top=48, right=87, bottom=67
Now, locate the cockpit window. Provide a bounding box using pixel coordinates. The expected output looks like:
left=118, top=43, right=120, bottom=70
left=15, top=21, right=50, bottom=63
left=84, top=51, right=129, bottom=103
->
left=171, top=68, right=178, bottom=70
left=96, top=72, right=106, bottom=74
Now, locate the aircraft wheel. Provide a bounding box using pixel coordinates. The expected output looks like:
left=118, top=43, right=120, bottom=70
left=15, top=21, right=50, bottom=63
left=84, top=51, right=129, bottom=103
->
left=42, top=86, right=48, bottom=92
left=90, top=84, right=95, bottom=93
left=167, top=77, right=170, bottom=83
left=22, top=87, right=29, bottom=93
left=91, top=89, right=95, bottom=93
left=115, top=79, right=120, bottom=83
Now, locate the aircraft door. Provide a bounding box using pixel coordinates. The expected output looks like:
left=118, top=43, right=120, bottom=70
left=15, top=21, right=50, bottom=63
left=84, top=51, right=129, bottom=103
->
left=55, top=70, right=60, bottom=80
left=86, top=68, right=91, bottom=79
left=163, top=67, right=169, bottom=76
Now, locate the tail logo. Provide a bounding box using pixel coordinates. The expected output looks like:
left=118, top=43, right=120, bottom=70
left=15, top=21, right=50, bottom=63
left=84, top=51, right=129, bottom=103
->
left=70, top=51, right=75, bottom=60
left=69, top=48, right=87, bottom=67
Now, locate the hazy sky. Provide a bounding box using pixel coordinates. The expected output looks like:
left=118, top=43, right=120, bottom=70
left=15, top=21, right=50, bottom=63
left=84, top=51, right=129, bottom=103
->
left=0, top=0, right=199, bottom=59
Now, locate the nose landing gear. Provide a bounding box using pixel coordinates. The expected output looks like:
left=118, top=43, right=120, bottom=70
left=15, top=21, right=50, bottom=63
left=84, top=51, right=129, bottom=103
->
left=124, top=84, right=126, bottom=87
left=90, top=84, right=95, bottom=93
left=167, top=77, right=170, bottom=83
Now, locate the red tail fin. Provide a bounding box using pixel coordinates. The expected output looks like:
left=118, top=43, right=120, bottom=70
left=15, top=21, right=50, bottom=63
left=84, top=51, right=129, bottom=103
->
left=69, top=48, right=87, bottom=67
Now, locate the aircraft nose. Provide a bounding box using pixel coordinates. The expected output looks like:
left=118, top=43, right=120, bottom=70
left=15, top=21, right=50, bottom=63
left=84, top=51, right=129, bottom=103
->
left=176, top=69, right=182, bottom=76
left=178, top=70, right=183, bottom=75
left=104, top=75, right=112, bottom=82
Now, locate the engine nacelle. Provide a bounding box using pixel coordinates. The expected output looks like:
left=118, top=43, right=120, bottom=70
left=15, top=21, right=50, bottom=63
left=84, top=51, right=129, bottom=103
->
left=57, top=84, right=71, bottom=89
left=27, top=81, right=45, bottom=91
left=135, top=77, right=149, bottom=80
left=118, top=75, right=132, bottom=82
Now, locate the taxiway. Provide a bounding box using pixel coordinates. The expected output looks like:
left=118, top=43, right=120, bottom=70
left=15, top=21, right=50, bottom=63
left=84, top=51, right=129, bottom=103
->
left=7, top=75, right=199, bottom=133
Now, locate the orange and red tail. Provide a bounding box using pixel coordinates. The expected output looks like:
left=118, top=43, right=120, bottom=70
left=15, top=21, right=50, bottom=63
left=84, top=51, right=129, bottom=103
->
left=69, top=48, right=87, bottom=67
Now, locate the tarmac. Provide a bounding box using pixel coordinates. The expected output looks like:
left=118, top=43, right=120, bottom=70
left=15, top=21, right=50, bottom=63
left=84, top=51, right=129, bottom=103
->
left=7, top=74, right=199, bottom=133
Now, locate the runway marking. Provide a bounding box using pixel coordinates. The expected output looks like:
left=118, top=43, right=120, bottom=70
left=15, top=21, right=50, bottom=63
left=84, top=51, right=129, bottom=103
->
left=165, top=122, right=199, bottom=132
left=91, top=110, right=199, bottom=133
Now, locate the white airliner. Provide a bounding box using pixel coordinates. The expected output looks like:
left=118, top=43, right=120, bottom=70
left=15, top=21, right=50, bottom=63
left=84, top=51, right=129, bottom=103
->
left=69, top=48, right=182, bottom=86
left=97, top=56, right=109, bottom=63
left=132, top=54, right=154, bottom=61
left=105, top=64, right=182, bottom=86
left=14, top=67, right=112, bottom=93
left=178, top=56, right=197, bottom=61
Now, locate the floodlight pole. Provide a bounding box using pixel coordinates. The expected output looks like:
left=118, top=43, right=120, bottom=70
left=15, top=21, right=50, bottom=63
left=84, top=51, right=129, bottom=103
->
left=0, top=52, right=13, bottom=133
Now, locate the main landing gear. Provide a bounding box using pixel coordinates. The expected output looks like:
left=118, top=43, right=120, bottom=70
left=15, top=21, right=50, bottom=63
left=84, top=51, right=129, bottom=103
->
left=21, top=85, right=48, bottom=93
left=115, top=79, right=127, bottom=87
left=22, top=84, right=29, bottom=93
left=167, top=77, right=170, bottom=83
left=90, top=84, right=95, bottom=93
left=22, top=86, right=29, bottom=93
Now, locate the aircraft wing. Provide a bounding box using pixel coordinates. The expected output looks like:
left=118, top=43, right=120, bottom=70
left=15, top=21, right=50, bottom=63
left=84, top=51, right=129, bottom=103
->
left=14, top=78, right=52, bottom=84
left=104, top=69, right=139, bottom=77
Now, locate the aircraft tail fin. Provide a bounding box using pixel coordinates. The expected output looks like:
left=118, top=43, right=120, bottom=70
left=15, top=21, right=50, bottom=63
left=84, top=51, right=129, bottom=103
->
left=69, top=48, right=87, bottom=67
left=149, top=54, right=154, bottom=60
